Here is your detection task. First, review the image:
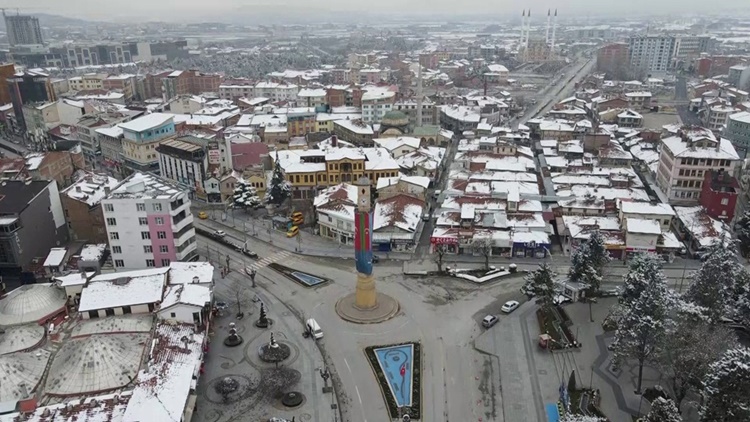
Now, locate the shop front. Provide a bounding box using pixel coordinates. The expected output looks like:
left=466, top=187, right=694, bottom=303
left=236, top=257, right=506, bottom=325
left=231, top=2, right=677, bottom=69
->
left=511, top=240, right=549, bottom=258
left=430, top=235, right=459, bottom=254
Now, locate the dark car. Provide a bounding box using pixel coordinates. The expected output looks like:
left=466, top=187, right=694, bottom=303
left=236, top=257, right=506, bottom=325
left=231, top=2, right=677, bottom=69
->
left=242, top=249, right=259, bottom=259
left=371, top=255, right=380, bottom=264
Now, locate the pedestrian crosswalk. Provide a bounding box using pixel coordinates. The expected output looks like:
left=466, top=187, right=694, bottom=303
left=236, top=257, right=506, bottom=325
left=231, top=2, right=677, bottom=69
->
left=245, top=250, right=294, bottom=272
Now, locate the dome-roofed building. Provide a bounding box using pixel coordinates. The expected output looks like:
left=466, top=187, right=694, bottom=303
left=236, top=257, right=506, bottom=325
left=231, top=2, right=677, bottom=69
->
left=379, top=110, right=410, bottom=137
left=0, top=350, right=51, bottom=404
left=0, top=325, right=45, bottom=355
left=0, top=284, right=67, bottom=326
left=45, top=332, right=149, bottom=396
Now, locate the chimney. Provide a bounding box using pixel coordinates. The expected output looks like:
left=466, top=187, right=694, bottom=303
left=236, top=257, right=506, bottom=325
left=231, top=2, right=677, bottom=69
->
left=331, top=135, right=338, bottom=147
left=716, top=139, right=721, bottom=152
left=104, top=186, right=111, bottom=195
left=75, top=186, right=82, bottom=192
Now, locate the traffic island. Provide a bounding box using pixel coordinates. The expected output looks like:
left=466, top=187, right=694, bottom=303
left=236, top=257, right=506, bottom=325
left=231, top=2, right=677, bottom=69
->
left=335, top=292, right=399, bottom=324
left=268, top=263, right=330, bottom=288
left=365, top=342, right=421, bottom=420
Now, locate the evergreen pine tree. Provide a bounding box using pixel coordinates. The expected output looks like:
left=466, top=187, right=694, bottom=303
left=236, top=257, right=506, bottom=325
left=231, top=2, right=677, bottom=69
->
left=265, top=153, right=291, bottom=206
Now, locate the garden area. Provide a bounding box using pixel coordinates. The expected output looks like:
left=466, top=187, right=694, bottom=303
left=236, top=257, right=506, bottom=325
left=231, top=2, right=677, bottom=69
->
left=537, top=304, right=579, bottom=350
left=365, top=342, right=422, bottom=420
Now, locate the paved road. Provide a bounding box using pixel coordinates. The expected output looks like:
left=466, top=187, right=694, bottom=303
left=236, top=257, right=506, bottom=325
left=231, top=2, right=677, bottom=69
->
left=197, top=228, right=529, bottom=422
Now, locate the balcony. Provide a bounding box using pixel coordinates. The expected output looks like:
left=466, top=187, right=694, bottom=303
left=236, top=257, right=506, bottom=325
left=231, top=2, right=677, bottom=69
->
left=172, top=210, right=193, bottom=232
left=173, top=224, right=196, bottom=246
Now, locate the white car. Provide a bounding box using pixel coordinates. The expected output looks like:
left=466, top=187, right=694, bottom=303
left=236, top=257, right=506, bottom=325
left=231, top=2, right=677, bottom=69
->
left=501, top=300, right=520, bottom=313
left=213, top=230, right=226, bottom=238
left=482, top=315, right=498, bottom=328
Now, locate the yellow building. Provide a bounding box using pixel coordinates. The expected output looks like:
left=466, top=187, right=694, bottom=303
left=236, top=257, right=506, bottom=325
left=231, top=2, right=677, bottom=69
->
left=274, top=146, right=400, bottom=200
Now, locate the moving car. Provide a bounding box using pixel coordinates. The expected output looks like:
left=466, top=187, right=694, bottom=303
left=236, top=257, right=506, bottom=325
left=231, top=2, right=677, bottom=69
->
left=286, top=226, right=299, bottom=237
left=198, top=211, right=208, bottom=219
left=291, top=211, right=304, bottom=224
left=482, top=315, right=499, bottom=328
left=501, top=300, right=520, bottom=313
left=213, top=230, right=226, bottom=238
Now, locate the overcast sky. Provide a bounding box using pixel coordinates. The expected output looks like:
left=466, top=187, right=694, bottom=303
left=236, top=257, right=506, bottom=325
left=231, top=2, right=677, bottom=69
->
left=21, top=0, right=750, bottom=22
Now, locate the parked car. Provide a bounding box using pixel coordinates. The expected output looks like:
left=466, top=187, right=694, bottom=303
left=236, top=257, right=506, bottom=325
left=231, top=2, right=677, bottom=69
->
left=215, top=301, right=228, bottom=310
left=482, top=315, right=499, bottom=328
left=242, top=248, right=259, bottom=259
left=213, top=230, right=226, bottom=238
left=501, top=300, right=520, bottom=313
left=198, top=211, right=208, bottom=219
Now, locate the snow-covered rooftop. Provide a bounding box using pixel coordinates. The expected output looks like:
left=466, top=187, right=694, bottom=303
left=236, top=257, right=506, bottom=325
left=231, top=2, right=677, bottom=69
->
left=63, top=172, right=120, bottom=207
left=619, top=200, right=675, bottom=216
left=333, top=118, right=374, bottom=135
left=80, top=243, right=107, bottom=262
left=78, top=267, right=168, bottom=312
left=43, top=247, right=67, bottom=267
left=168, top=261, right=214, bottom=285
left=673, top=206, right=729, bottom=248
left=374, top=195, right=425, bottom=233
left=119, top=113, right=174, bottom=133
left=626, top=218, right=661, bottom=235
left=122, top=322, right=204, bottom=422
left=107, top=172, right=185, bottom=200
left=661, top=134, right=739, bottom=160
left=0, top=284, right=67, bottom=326
left=160, top=283, right=211, bottom=309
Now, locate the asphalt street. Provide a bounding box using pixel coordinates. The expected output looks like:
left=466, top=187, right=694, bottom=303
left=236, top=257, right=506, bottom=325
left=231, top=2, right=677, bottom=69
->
left=675, top=76, right=702, bottom=127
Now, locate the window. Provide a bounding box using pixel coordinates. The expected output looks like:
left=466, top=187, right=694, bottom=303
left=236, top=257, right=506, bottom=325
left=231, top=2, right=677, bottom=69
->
left=136, top=203, right=145, bottom=212
left=155, top=217, right=164, bottom=225
left=160, top=245, right=169, bottom=253
left=144, top=245, right=152, bottom=253
left=110, top=232, right=119, bottom=240
left=161, top=258, right=170, bottom=266
left=153, top=203, right=162, bottom=212
left=170, top=312, right=176, bottom=318
left=114, top=259, right=124, bottom=267
left=146, top=259, right=155, bottom=267
left=141, top=232, right=151, bottom=240
left=721, top=198, right=729, bottom=205
left=104, top=203, right=114, bottom=212
left=112, top=246, right=122, bottom=254
left=157, top=231, right=167, bottom=239
left=106, top=217, right=117, bottom=226
left=139, top=217, right=148, bottom=225
left=105, top=308, right=115, bottom=317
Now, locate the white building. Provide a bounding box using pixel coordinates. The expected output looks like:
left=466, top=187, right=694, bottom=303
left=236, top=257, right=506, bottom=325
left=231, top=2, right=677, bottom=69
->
left=156, top=137, right=209, bottom=197
left=157, top=283, right=212, bottom=325
left=253, top=82, right=299, bottom=102
left=702, top=105, right=737, bottom=131
left=313, top=183, right=358, bottom=245
left=101, top=172, right=198, bottom=270
left=628, top=35, right=676, bottom=73
left=361, top=89, right=395, bottom=124
left=119, top=113, right=176, bottom=174
left=656, top=127, right=740, bottom=205
left=78, top=267, right=169, bottom=319
left=618, top=200, right=675, bottom=231
left=297, top=88, right=327, bottom=108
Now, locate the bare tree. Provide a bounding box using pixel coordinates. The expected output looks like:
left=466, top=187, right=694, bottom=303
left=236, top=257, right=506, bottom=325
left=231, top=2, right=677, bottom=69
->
left=472, top=237, right=494, bottom=270
left=227, top=278, right=251, bottom=318
left=433, top=244, right=448, bottom=273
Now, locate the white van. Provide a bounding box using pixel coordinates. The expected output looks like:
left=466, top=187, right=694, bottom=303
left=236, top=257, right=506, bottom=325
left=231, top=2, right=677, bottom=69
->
left=306, top=318, right=323, bottom=339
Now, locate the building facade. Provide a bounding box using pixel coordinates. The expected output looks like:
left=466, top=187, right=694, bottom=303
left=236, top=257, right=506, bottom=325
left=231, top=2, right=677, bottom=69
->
left=4, top=14, right=43, bottom=46
left=597, top=43, right=629, bottom=75
left=61, top=172, right=120, bottom=243
left=0, top=180, right=68, bottom=274
left=628, top=35, right=676, bottom=74
left=102, top=172, right=197, bottom=270
left=119, top=113, right=176, bottom=174
left=724, top=111, right=750, bottom=159
left=699, top=169, right=739, bottom=221
left=656, top=128, right=741, bottom=205
left=156, top=137, right=209, bottom=200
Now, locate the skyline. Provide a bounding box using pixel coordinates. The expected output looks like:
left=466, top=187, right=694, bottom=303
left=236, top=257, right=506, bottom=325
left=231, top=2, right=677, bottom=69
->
left=10, top=0, right=750, bottom=24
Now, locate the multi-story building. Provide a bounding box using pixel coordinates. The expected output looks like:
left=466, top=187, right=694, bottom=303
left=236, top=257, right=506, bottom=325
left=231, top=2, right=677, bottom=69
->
left=61, top=172, right=120, bottom=243
left=394, top=99, right=438, bottom=127
left=0, top=63, right=15, bottom=105
left=332, top=119, right=375, bottom=146
left=597, top=43, right=629, bottom=75
left=287, top=109, right=317, bottom=137
left=728, top=65, right=750, bottom=91
left=22, top=150, right=85, bottom=187
left=102, top=172, right=197, bottom=270
left=218, top=82, right=254, bottom=101
left=253, top=82, right=298, bottom=102
left=156, top=137, right=208, bottom=199
left=628, top=35, right=676, bottom=74
left=96, top=125, right=125, bottom=177
left=274, top=144, right=400, bottom=200
left=723, top=111, right=750, bottom=159
left=702, top=105, right=737, bottom=132
left=672, top=36, right=716, bottom=68
left=0, top=180, right=68, bottom=273
left=102, top=74, right=136, bottom=100
left=68, top=73, right=107, bottom=91
left=656, top=127, right=741, bottom=205
left=297, top=88, right=327, bottom=108
left=119, top=113, right=176, bottom=174
left=700, top=169, right=739, bottom=221
left=7, top=69, right=56, bottom=132
left=4, top=13, right=43, bottom=46
left=361, top=89, right=395, bottom=124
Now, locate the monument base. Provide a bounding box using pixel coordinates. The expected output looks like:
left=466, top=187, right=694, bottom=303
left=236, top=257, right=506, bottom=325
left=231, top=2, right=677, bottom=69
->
left=354, top=273, right=377, bottom=309
left=335, top=292, right=400, bottom=324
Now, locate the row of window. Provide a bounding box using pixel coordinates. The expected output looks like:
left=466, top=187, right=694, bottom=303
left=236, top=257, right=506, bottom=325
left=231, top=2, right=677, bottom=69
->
left=104, top=202, right=164, bottom=213
left=675, top=179, right=703, bottom=189
left=109, top=231, right=168, bottom=240
left=680, top=158, right=733, bottom=167
left=112, top=244, right=170, bottom=254
left=114, top=258, right=170, bottom=268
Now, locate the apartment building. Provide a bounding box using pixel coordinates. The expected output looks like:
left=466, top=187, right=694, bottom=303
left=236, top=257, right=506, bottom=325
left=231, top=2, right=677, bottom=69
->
left=656, top=127, right=740, bottom=205
left=728, top=65, right=750, bottom=91
left=724, top=111, right=750, bottom=158
left=102, top=172, right=197, bottom=270
left=361, top=89, right=395, bottom=124
left=702, top=105, right=736, bottom=132
left=597, top=43, right=629, bottom=74
left=253, top=82, right=299, bottom=102
left=4, top=14, right=43, bottom=46
left=394, top=98, right=438, bottom=126
left=61, top=172, right=121, bottom=243
left=8, top=70, right=56, bottom=132
left=297, top=88, right=327, bottom=108
left=68, top=74, right=107, bottom=92
left=156, top=137, right=210, bottom=200
left=0, top=180, right=68, bottom=273
left=119, top=113, right=176, bottom=174
left=628, top=35, right=676, bottom=73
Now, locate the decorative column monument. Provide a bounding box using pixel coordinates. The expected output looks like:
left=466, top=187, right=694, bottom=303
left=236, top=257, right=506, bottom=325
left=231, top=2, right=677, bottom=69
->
left=354, top=177, right=377, bottom=309
left=335, top=177, right=399, bottom=323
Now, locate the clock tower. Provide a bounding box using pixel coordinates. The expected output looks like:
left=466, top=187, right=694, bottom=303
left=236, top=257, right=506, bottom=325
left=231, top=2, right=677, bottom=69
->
left=356, top=177, right=371, bottom=212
